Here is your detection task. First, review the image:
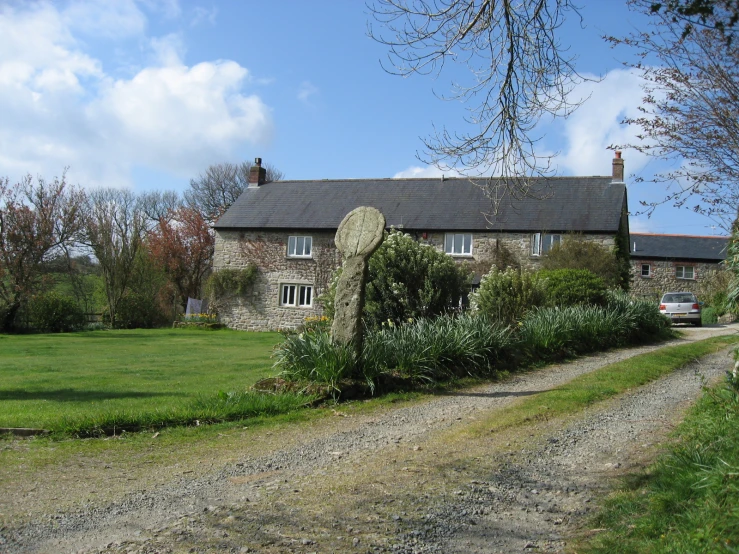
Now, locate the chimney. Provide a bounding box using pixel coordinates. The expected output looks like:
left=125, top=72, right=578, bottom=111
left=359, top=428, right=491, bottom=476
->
left=612, top=151, right=624, bottom=183
left=248, top=157, right=267, bottom=188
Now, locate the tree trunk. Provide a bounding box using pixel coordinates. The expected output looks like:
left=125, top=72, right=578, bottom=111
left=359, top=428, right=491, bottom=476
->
left=1, top=302, right=20, bottom=332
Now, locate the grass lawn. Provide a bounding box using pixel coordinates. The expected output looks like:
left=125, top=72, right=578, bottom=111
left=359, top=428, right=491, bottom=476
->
left=0, top=328, right=282, bottom=431
left=578, top=350, right=739, bottom=553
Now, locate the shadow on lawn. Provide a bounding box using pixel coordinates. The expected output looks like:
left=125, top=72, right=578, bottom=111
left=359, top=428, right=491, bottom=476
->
left=0, top=389, right=185, bottom=402
left=77, top=332, right=162, bottom=340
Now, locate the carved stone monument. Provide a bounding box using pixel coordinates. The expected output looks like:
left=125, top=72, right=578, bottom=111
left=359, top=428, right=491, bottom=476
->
left=331, top=206, right=386, bottom=358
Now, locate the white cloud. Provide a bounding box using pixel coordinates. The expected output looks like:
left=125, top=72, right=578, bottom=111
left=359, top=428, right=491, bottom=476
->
left=149, top=33, right=187, bottom=66
left=628, top=218, right=656, bottom=234
left=138, top=0, right=181, bottom=19
left=393, top=165, right=462, bottom=179
left=190, top=5, right=217, bottom=27
left=555, top=69, right=651, bottom=178
left=62, top=0, right=148, bottom=38
left=0, top=1, right=273, bottom=189
left=297, top=81, right=318, bottom=104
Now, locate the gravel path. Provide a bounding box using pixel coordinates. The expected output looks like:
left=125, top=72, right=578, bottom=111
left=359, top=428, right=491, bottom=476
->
left=2, top=324, right=737, bottom=553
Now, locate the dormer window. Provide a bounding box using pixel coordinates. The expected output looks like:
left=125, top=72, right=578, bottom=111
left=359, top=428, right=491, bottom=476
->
left=287, top=236, right=312, bottom=258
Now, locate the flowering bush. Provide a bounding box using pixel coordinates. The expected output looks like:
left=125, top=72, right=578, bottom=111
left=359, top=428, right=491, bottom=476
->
left=180, top=312, right=217, bottom=323
left=320, top=230, right=470, bottom=329
left=299, top=315, right=331, bottom=334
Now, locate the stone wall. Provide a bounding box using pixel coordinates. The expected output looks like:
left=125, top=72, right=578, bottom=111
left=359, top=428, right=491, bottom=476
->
left=420, top=231, right=615, bottom=273
left=213, top=229, right=616, bottom=331
left=630, top=258, right=725, bottom=301
left=213, top=230, right=340, bottom=331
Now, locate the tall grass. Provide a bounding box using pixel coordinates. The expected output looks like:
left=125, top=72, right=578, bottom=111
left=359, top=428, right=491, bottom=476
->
left=362, top=314, right=513, bottom=383
left=274, top=294, right=673, bottom=395
left=580, top=375, right=739, bottom=553
left=518, top=293, right=671, bottom=361
left=273, top=331, right=357, bottom=393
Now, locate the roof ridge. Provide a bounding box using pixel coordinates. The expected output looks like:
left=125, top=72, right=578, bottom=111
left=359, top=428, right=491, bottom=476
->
left=268, top=175, right=612, bottom=184
left=631, top=232, right=729, bottom=239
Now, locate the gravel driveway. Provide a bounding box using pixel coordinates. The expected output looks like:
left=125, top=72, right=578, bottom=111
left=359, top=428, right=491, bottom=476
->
left=2, top=324, right=738, bottom=553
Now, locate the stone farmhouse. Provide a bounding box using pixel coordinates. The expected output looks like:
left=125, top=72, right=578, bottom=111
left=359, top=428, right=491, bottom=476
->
left=630, top=233, right=729, bottom=299
left=212, top=154, right=630, bottom=331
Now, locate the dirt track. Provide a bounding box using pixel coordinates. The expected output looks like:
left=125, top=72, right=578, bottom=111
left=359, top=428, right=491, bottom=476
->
left=2, top=324, right=737, bottom=553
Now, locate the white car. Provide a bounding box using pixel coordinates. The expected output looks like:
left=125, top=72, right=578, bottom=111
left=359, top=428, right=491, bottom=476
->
left=659, top=292, right=702, bottom=327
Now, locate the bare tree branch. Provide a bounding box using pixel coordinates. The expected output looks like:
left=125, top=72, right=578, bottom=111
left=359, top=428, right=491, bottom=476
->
left=609, top=1, right=739, bottom=230
left=368, top=0, right=590, bottom=215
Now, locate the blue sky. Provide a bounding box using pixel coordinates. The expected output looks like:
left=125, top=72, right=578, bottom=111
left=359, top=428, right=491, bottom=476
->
left=0, top=0, right=727, bottom=236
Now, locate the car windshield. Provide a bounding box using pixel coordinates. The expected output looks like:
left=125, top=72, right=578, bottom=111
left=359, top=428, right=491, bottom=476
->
left=662, top=293, right=695, bottom=303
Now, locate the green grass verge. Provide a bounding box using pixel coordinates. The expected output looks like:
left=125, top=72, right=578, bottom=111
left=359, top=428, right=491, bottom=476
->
left=467, top=336, right=737, bottom=436
left=577, top=353, right=739, bottom=552
left=0, top=328, right=284, bottom=433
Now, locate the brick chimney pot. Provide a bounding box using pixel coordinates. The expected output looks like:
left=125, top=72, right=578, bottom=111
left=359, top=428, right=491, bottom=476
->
left=248, top=157, right=267, bottom=187
left=612, top=151, right=624, bottom=183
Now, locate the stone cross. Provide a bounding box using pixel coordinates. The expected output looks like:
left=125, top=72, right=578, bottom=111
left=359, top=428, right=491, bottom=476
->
left=330, top=206, right=386, bottom=358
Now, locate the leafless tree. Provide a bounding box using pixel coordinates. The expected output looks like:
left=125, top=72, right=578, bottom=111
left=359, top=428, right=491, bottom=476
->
left=139, top=190, right=182, bottom=226
left=643, top=0, right=739, bottom=42
left=185, top=161, right=284, bottom=224
left=368, top=0, right=588, bottom=215
left=80, top=188, right=146, bottom=328
left=0, top=172, right=85, bottom=330
left=609, top=1, right=739, bottom=230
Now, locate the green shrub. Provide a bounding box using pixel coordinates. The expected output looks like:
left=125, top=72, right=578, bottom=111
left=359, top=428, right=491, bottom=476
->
left=277, top=293, right=671, bottom=395
left=368, top=314, right=513, bottom=382
left=103, top=292, right=168, bottom=329
left=28, top=292, right=87, bottom=333
left=320, top=230, right=470, bottom=329
left=695, top=269, right=731, bottom=316
left=205, top=265, right=258, bottom=298
left=604, top=290, right=671, bottom=343
left=537, top=268, right=606, bottom=307
left=473, top=267, right=546, bottom=324
left=541, top=235, right=621, bottom=288
left=274, top=331, right=358, bottom=394
left=702, top=306, right=718, bottom=325
left=518, top=294, right=671, bottom=362
left=275, top=314, right=513, bottom=392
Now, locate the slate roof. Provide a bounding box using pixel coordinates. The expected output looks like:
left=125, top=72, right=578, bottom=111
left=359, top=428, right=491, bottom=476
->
left=630, top=233, right=729, bottom=262
left=214, top=176, right=626, bottom=233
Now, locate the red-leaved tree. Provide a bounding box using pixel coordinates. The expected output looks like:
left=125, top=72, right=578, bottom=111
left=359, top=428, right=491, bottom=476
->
left=0, top=173, right=86, bottom=330
left=148, top=206, right=215, bottom=309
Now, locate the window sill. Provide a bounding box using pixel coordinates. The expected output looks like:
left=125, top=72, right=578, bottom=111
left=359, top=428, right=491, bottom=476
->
left=447, top=253, right=474, bottom=258
left=286, top=256, right=313, bottom=260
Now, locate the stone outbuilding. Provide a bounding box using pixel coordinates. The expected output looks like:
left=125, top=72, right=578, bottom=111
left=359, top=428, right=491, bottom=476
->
left=212, top=156, right=630, bottom=331
left=630, top=233, right=729, bottom=300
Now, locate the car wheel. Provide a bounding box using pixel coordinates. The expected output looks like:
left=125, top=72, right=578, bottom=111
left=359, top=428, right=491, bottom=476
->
left=694, top=320, right=703, bottom=327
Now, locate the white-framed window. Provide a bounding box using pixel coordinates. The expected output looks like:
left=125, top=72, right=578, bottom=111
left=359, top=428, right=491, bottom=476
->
left=280, top=284, right=313, bottom=307
left=531, top=233, right=562, bottom=256
left=287, top=236, right=312, bottom=258
left=444, top=233, right=473, bottom=256
left=641, top=263, right=651, bottom=277
left=676, top=265, right=695, bottom=280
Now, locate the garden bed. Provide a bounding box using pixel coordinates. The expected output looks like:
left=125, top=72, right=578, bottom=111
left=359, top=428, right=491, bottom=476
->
left=172, top=321, right=225, bottom=329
